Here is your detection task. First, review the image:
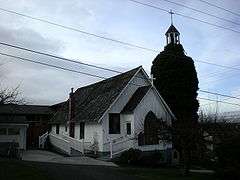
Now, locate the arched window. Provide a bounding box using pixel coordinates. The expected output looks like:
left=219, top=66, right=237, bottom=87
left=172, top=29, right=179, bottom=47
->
left=144, top=111, right=159, bottom=145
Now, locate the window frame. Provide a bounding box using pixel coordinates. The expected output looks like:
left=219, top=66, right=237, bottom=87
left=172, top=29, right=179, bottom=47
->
left=109, top=113, right=120, bottom=134
left=56, top=124, right=60, bottom=134
left=8, top=128, right=20, bottom=135
left=80, top=122, right=85, bottom=139
left=65, top=124, right=67, bottom=132
left=126, top=122, right=131, bottom=135
left=0, top=128, right=7, bottom=135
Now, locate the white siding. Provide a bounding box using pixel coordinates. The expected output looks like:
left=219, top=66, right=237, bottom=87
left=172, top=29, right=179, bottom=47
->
left=133, top=88, right=172, bottom=135
left=52, top=122, right=103, bottom=151
left=121, top=114, right=134, bottom=136
left=85, top=123, right=103, bottom=151
left=74, top=122, right=103, bottom=151
left=0, top=124, right=28, bottom=150
left=59, top=125, right=66, bottom=135
left=51, top=125, right=56, bottom=134
left=102, top=70, right=150, bottom=145
left=50, top=68, right=173, bottom=154
left=74, top=124, right=80, bottom=139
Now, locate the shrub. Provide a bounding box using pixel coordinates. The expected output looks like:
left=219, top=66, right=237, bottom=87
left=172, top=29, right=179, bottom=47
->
left=140, top=150, right=164, bottom=167
left=215, top=134, right=240, bottom=180
left=118, top=149, right=164, bottom=167
left=118, top=148, right=142, bottom=165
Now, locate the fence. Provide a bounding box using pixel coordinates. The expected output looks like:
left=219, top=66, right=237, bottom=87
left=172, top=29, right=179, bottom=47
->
left=38, top=132, right=48, bottom=149
left=49, top=133, right=92, bottom=155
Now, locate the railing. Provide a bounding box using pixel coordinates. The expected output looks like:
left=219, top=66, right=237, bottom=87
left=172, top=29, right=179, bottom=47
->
left=60, top=134, right=92, bottom=154
left=105, top=135, right=172, bottom=159
left=38, top=132, right=48, bottom=149
left=49, top=133, right=71, bottom=155
left=105, top=136, right=136, bottom=158
left=49, top=133, right=92, bottom=155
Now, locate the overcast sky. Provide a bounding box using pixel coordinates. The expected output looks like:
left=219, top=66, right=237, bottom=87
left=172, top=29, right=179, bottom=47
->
left=0, top=0, right=239, bottom=113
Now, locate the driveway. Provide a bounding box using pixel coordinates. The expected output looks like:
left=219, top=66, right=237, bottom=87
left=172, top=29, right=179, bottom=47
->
left=22, top=150, right=117, bottom=167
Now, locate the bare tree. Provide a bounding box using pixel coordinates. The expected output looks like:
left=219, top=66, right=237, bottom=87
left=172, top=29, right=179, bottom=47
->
left=0, top=64, right=26, bottom=105
left=0, top=85, right=26, bottom=105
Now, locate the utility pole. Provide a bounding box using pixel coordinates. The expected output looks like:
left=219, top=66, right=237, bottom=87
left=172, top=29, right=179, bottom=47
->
left=215, top=95, right=219, bottom=123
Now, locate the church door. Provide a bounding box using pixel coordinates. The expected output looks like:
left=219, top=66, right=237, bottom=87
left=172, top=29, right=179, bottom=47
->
left=144, top=111, right=160, bottom=145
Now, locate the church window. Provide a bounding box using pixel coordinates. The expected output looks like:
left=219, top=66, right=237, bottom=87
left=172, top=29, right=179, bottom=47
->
left=56, top=124, right=59, bottom=134
left=109, top=113, right=120, bottom=134
left=8, top=128, right=20, bottom=135
left=80, top=122, right=85, bottom=139
left=0, top=128, right=7, bottom=135
left=126, top=123, right=131, bottom=135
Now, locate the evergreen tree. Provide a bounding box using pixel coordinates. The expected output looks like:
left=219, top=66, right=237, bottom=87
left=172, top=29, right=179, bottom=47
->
left=151, top=43, right=200, bottom=174
left=151, top=43, right=199, bottom=121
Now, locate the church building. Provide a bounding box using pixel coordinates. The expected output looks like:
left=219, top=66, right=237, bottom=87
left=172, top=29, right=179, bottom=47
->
left=45, top=24, right=181, bottom=160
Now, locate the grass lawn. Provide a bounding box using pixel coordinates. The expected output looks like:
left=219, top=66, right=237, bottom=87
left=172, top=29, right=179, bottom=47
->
left=0, top=159, right=50, bottom=180
left=0, top=158, right=218, bottom=180
left=119, top=167, right=218, bottom=180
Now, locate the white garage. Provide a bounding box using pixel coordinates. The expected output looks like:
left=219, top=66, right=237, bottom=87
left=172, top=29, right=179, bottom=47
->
left=0, top=123, right=28, bottom=150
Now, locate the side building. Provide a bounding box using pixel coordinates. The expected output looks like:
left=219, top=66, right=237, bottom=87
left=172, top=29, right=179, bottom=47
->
left=0, top=104, right=53, bottom=154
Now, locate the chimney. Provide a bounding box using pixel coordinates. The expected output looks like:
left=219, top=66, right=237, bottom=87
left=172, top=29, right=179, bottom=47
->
left=69, top=88, right=75, bottom=138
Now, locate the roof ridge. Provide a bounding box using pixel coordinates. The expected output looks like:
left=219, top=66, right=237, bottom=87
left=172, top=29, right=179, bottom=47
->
left=74, top=66, right=142, bottom=94
left=50, top=66, right=143, bottom=123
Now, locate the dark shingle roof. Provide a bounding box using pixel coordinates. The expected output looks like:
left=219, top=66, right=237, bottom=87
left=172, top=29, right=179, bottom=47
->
left=0, top=104, right=53, bottom=115
left=165, top=25, right=180, bottom=35
left=0, top=115, right=27, bottom=124
left=51, top=67, right=141, bottom=123
left=121, top=86, right=151, bottom=113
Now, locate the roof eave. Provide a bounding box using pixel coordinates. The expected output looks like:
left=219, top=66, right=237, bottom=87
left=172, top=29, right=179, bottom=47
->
left=98, top=66, right=143, bottom=123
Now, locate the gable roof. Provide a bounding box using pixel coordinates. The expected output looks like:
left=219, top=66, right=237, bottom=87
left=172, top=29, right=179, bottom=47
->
left=121, top=86, right=151, bottom=113
left=0, top=115, right=27, bottom=124
left=51, top=66, right=141, bottom=124
left=165, top=24, right=180, bottom=35
left=0, top=104, right=52, bottom=115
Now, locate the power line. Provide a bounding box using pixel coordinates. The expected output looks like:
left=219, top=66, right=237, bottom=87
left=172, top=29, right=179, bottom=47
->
left=201, top=72, right=239, bottom=86
left=197, top=0, right=240, bottom=17
left=0, top=2, right=239, bottom=56
left=128, top=0, right=240, bottom=34
left=195, top=59, right=240, bottom=71
left=0, top=52, right=107, bottom=79
left=1, top=41, right=240, bottom=98
left=0, top=42, right=149, bottom=82
left=199, top=97, right=240, bottom=107
left=0, top=5, right=239, bottom=75
left=199, top=90, right=240, bottom=100
left=161, top=0, right=240, bottom=26
left=129, top=0, right=169, bottom=13
left=0, top=42, right=122, bottom=74
left=0, top=51, right=146, bottom=87
left=201, top=94, right=240, bottom=107
left=1, top=50, right=239, bottom=108
left=1, top=41, right=240, bottom=77
left=0, top=7, right=157, bottom=53
left=1, top=44, right=239, bottom=103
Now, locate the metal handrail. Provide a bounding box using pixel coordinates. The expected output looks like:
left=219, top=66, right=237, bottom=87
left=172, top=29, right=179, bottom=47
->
left=39, top=132, right=49, bottom=148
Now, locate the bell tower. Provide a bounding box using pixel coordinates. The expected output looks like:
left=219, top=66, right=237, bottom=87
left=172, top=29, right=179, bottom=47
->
left=165, top=10, right=180, bottom=45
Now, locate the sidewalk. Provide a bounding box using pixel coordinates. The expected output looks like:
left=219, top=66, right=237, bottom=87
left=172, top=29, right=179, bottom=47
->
left=22, top=150, right=117, bottom=167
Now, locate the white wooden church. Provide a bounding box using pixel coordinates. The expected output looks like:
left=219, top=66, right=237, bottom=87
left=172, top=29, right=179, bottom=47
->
left=48, top=67, right=173, bottom=157
left=45, top=24, right=180, bottom=159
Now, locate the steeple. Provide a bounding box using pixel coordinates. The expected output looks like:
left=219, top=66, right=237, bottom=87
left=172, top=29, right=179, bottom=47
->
left=165, top=10, right=180, bottom=45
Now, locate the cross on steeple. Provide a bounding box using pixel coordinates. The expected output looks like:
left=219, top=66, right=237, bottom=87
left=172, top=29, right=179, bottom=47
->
left=165, top=10, right=180, bottom=45
left=169, top=9, right=174, bottom=25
